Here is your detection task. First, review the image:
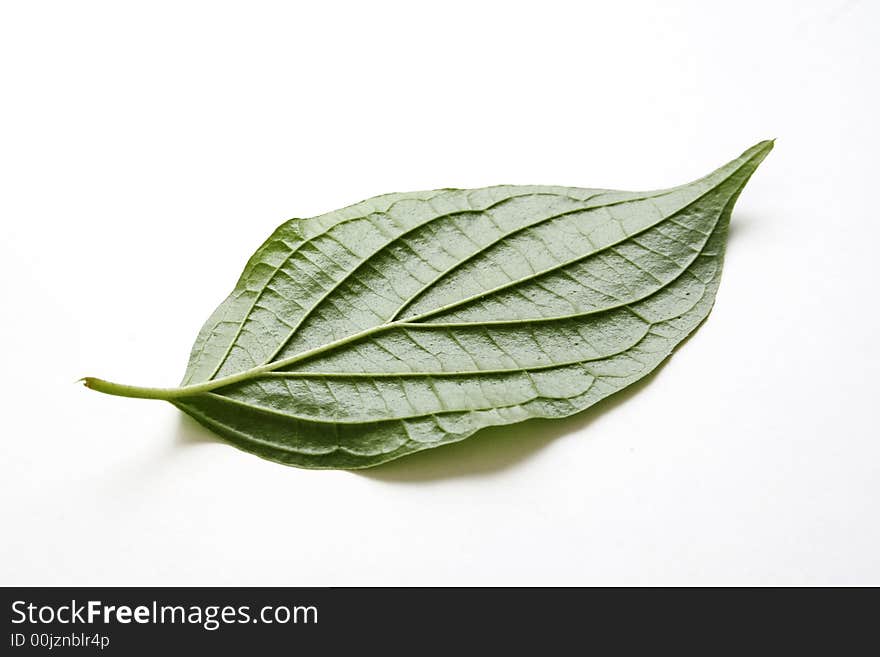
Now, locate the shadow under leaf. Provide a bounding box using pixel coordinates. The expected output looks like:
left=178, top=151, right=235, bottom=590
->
left=174, top=411, right=218, bottom=447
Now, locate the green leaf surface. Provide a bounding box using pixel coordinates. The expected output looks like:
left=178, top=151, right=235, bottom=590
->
left=85, top=141, right=773, bottom=469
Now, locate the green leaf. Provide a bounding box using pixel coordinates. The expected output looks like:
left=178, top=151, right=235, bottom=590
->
left=84, top=141, right=773, bottom=469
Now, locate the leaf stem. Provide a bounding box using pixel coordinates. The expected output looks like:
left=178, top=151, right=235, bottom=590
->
left=79, top=377, right=193, bottom=400
left=79, top=372, right=270, bottom=400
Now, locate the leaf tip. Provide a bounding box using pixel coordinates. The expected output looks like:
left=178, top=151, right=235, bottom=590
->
left=733, top=139, right=775, bottom=173
left=749, top=138, right=775, bottom=155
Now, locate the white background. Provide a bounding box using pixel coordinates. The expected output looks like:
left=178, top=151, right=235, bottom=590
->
left=1, top=0, right=877, bottom=586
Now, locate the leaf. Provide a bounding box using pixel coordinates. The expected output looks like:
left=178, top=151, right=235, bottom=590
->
left=84, top=140, right=773, bottom=469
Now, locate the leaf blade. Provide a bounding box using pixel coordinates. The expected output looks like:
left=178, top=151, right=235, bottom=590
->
left=164, top=141, right=772, bottom=468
